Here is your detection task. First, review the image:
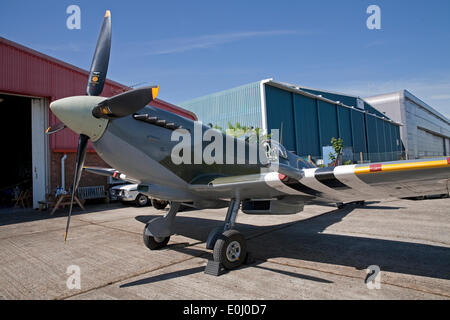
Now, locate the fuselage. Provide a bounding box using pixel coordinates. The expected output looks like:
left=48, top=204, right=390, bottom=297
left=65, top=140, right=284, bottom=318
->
left=91, top=105, right=314, bottom=201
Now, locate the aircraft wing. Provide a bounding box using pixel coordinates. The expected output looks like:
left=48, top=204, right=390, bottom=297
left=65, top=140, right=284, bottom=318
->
left=189, top=157, right=450, bottom=203
left=83, top=166, right=140, bottom=184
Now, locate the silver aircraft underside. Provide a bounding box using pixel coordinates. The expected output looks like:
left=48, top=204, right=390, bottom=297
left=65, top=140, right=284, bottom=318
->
left=92, top=117, right=450, bottom=207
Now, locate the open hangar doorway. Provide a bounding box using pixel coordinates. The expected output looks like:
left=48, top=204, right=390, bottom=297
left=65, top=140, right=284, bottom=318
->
left=0, top=93, right=49, bottom=209
left=0, top=93, right=32, bottom=207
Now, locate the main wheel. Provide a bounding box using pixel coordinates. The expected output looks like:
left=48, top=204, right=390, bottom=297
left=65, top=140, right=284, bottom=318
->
left=151, top=199, right=169, bottom=210
left=143, top=224, right=170, bottom=250
left=213, top=229, right=247, bottom=270
left=336, top=202, right=345, bottom=209
left=135, top=194, right=149, bottom=207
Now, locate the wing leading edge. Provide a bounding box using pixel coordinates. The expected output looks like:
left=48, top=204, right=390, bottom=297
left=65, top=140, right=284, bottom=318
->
left=189, top=157, right=450, bottom=203
left=282, top=157, right=450, bottom=202
left=85, top=158, right=450, bottom=204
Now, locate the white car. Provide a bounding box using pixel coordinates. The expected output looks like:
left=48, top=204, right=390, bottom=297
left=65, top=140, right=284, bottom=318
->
left=110, top=184, right=149, bottom=206
left=110, top=183, right=169, bottom=209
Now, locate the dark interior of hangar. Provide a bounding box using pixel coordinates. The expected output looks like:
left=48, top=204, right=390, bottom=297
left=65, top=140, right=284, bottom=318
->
left=0, top=94, right=32, bottom=207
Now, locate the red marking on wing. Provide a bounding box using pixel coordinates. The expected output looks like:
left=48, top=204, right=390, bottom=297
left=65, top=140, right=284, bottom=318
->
left=278, top=173, right=288, bottom=181
left=369, top=164, right=382, bottom=172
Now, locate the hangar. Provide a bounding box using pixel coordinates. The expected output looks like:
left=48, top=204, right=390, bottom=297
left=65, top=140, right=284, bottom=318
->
left=0, top=37, right=196, bottom=209
left=179, top=79, right=402, bottom=163
left=365, top=90, right=450, bottom=159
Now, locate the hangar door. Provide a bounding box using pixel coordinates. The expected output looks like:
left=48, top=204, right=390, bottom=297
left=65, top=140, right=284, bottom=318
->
left=31, top=98, right=49, bottom=208
left=416, top=128, right=445, bottom=158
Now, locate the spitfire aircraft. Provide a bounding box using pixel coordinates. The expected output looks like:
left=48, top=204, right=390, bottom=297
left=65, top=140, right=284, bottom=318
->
left=47, top=11, right=450, bottom=271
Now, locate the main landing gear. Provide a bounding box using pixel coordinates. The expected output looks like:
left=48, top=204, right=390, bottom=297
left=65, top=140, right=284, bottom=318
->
left=142, top=199, right=249, bottom=272
left=207, top=199, right=248, bottom=270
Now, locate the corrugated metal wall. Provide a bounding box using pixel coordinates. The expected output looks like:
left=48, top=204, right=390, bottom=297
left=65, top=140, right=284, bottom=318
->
left=179, top=81, right=262, bottom=130
left=300, top=87, right=386, bottom=118
left=293, top=94, right=320, bottom=157
left=180, top=79, right=402, bottom=162
left=0, top=37, right=127, bottom=152
left=365, top=90, right=450, bottom=159
left=0, top=37, right=196, bottom=152
left=264, top=84, right=401, bottom=161
left=265, top=85, right=296, bottom=150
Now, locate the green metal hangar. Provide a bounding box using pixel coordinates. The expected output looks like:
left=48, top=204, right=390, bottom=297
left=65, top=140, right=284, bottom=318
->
left=179, top=79, right=402, bottom=162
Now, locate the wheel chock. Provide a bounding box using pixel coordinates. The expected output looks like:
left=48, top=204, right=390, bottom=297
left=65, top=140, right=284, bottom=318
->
left=244, top=251, right=255, bottom=265
left=204, top=260, right=225, bottom=276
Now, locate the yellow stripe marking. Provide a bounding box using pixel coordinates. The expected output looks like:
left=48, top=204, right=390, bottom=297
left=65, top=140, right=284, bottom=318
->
left=355, top=159, right=449, bottom=175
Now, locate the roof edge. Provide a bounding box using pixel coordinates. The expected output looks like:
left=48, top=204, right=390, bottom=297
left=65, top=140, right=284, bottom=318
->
left=0, top=36, right=128, bottom=90
left=265, top=80, right=401, bottom=126
left=366, top=89, right=450, bottom=125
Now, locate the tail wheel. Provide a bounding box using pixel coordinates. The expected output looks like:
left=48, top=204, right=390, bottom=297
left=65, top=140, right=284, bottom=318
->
left=143, top=224, right=170, bottom=250
left=151, top=199, right=169, bottom=210
left=213, top=229, right=247, bottom=270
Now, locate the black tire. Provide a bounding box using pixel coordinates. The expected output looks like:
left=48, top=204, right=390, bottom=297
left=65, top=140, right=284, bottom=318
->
left=213, top=229, right=247, bottom=270
left=151, top=199, right=169, bottom=210
left=336, top=202, right=345, bottom=209
left=143, top=225, right=170, bottom=250
left=135, top=194, right=149, bottom=207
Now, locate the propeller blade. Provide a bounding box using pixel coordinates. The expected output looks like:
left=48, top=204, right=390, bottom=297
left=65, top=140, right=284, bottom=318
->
left=86, top=10, right=111, bottom=96
left=45, top=122, right=66, bottom=135
left=92, top=86, right=159, bottom=119
left=64, top=134, right=89, bottom=242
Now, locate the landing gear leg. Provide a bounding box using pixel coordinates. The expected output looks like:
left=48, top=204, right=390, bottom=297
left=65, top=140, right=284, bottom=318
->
left=206, top=199, right=248, bottom=271
left=143, top=202, right=181, bottom=250
left=206, top=199, right=240, bottom=249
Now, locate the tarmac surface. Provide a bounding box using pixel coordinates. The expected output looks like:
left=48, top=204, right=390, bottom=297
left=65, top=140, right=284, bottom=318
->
left=0, top=197, right=449, bottom=300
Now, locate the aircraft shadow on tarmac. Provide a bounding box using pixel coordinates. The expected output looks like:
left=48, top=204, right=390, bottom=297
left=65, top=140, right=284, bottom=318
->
left=0, top=202, right=139, bottom=227
left=127, top=203, right=450, bottom=286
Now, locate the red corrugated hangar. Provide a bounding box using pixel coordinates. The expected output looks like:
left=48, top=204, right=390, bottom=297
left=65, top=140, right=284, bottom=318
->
left=0, top=37, right=197, bottom=209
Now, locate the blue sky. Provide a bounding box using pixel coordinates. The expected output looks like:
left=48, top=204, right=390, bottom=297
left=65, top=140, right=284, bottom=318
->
left=1, top=0, right=450, bottom=118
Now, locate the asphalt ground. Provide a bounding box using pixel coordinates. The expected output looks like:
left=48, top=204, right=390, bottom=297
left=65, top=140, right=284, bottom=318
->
left=0, top=197, right=449, bottom=299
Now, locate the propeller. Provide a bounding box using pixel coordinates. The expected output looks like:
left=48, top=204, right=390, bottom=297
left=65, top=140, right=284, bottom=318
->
left=63, top=10, right=111, bottom=242
left=64, top=134, right=89, bottom=242
left=86, top=10, right=111, bottom=96
left=46, top=10, right=161, bottom=241
left=53, top=10, right=160, bottom=242
left=92, top=85, right=159, bottom=119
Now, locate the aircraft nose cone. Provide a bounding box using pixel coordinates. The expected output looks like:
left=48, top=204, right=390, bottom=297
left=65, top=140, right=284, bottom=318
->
left=50, top=96, right=109, bottom=141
